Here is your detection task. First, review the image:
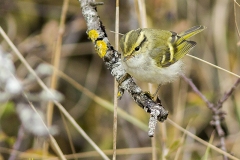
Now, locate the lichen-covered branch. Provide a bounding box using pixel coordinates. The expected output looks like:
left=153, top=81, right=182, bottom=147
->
left=79, top=0, right=168, bottom=136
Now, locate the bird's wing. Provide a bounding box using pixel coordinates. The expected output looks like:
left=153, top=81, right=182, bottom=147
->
left=150, top=33, right=196, bottom=67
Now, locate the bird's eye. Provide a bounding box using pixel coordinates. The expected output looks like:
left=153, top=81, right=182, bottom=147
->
left=135, top=46, right=140, bottom=51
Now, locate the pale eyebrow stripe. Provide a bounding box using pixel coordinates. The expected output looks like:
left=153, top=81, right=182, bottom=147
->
left=123, top=30, right=133, bottom=53
left=134, top=30, right=145, bottom=48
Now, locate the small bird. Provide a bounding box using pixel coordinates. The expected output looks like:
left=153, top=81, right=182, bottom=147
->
left=120, top=25, right=205, bottom=88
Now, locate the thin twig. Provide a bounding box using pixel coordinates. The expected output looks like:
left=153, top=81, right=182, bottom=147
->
left=47, top=0, right=69, bottom=127
left=9, top=125, right=25, bottom=160
left=167, top=119, right=239, bottom=160
left=181, top=74, right=240, bottom=160
left=45, top=0, right=69, bottom=156
left=61, top=113, right=78, bottom=160
left=180, top=74, right=213, bottom=108
left=187, top=54, right=240, bottom=79
left=113, top=0, right=119, bottom=159
left=217, top=78, right=240, bottom=108
left=215, top=78, right=240, bottom=160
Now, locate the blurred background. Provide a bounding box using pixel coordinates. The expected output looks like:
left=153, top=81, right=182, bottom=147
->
left=0, top=0, right=240, bottom=159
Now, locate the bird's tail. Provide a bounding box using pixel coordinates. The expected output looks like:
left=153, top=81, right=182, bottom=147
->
left=179, top=25, right=206, bottom=40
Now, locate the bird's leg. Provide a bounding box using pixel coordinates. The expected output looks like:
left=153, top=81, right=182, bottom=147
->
left=143, top=84, right=161, bottom=100
left=152, top=84, right=161, bottom=98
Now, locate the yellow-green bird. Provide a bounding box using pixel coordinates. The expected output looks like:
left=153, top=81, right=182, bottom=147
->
left=120, top=25, right=206, bottom=85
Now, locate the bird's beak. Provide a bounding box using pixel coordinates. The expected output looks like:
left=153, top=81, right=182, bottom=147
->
left=123, top=55, right=132, bottom=62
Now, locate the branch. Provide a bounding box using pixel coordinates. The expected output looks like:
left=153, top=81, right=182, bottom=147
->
left=79, top=0, right=168, bottom=136
left=182, top=74, right=240, bottom=160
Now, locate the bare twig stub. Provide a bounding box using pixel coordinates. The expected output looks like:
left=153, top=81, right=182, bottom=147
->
left=79, top=0, right=168, bottom=136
